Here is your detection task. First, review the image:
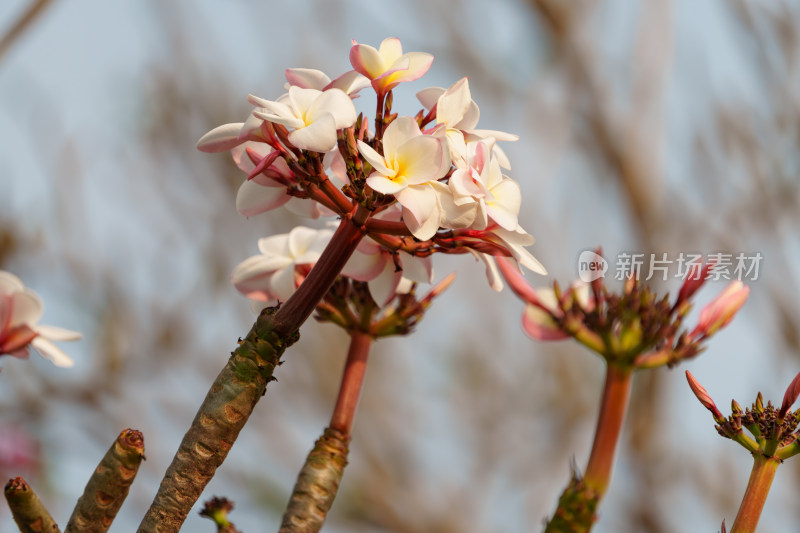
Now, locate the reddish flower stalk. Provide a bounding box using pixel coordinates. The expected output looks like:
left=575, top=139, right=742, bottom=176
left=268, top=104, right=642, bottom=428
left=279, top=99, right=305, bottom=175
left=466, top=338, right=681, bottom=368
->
left=271, top=205, right=370, bottom=339
left=279, top=331, right=373, bottom=533
left=730, top=454, right=780, bottom=533
left=329, top=331, right=374, bottom=435
left=583, top=364, right=633, bottom=496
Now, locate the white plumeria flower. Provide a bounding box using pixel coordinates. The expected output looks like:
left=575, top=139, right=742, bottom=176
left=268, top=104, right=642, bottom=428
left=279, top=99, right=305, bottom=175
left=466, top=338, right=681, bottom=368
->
left=231, top=142, right=293, bottom=217
left=249, top=86, right=357, bottom=153
left=487, top=224, right=547, bottom=275
left=358, top=117, right=450, bottom=240
left=0, top=271, right=80, bottom=367
left=349, top=37, right=433, bottom=94
left=417, top=77, right=518, bottom=169
left=232, top=227, right=334, bottom=303
left=342, top=237, right=433, bottom=305
left=449, top=140, right=522, bottom=231
left=472, top=224, right=547, bottom=292
left=284, top=68, right=370, bottom=98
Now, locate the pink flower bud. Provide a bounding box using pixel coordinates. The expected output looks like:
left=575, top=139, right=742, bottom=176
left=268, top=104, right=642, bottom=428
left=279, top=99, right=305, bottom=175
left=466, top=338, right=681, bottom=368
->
left=685, top=370, right=724, bottom=420
left=690, top=281, right=749, bottom=339
left=779, top=371, right=800, bottom=419
left=675, top=262, right=713, bottom=307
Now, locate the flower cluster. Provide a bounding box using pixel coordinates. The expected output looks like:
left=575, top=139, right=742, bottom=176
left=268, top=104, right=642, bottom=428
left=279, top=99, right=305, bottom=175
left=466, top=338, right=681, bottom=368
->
left=687, top=370, right=800, bottom=460
left=497, top=255, right=749, bottom=368
left=0, top=271, right=81, bottom=367
left=197, top=37, right=546, bottom=307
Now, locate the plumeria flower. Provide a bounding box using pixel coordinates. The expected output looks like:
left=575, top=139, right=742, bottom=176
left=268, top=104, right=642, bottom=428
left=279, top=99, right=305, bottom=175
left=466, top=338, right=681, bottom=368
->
left=358, top=116, right=450, bottom=240
left=0, top=271, right=80, bottom=367
left=483, top=224, right=547, bottom=275
left=250, top=86, right=357, bottom=153
left=417, top=77, right=518, bottom=168
left=349, top=37, right=433, bottom=94
left=284, top=68, right=370, bottom=98
left=231, top=142, right=294, bottom=217
left=232, top=227, right=334, bottom=303
left=449, top=139, right=522, bottom=231
left=342, top=237, right=433, bottom=305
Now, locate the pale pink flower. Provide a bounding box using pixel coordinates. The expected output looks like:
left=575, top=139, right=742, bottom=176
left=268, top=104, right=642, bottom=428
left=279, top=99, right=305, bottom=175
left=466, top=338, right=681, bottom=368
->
left=0, top=272, right=80, bottom=367
left=343, top=236, right=433, bottom=305
left=196, top=122, right=248, bottom=153
left=231, top=142, right=293, bottom=217
left=232, top=227, right=334, bottom=303
left=690, top=281, right=749, bottom=339
left=284, top=68, right=369, bottom=98
left=449, top=140, right=521, bottom=231
left=417, top=77, right=518, bottom=168
left=250, top=86, right=356, bottom=152
left=358, top=117, right=450, bottom=240
left=349, top=37, right=433, bottom=94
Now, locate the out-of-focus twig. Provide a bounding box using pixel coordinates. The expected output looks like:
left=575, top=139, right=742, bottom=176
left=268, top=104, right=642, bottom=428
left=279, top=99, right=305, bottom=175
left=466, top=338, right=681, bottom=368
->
left=4, top=476, right=61, bottom=533
left=0, top=0, right=55, bottom=64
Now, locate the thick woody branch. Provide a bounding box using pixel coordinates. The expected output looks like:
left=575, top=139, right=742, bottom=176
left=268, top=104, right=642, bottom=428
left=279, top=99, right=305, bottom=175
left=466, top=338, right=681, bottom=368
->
left=65, top=429, right=145, bottom=533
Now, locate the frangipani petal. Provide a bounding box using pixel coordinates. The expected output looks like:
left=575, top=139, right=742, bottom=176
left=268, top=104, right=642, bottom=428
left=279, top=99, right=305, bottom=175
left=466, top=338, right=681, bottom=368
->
left=236, top=179, right=291, bottom=217
left=9, top=291, right=43, bottom=328
left=357, top=141, right=394, bottom=177
left=366, top=174, right=407, bottom=195
left=34, top=325, right=82, bottom=342
left=288, top=113, right=338, bottom=152
left=196, top=123, right=246, bottom=153
left=30, top=337, right=74, bottom=367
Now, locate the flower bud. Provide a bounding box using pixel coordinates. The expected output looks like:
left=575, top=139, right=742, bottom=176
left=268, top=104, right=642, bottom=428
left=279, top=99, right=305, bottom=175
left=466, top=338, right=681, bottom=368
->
left=690, top=281, right=749, bottom=339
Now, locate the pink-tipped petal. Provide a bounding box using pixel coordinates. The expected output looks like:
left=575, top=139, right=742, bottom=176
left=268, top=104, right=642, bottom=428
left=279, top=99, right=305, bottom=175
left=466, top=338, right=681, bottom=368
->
left=196, top=123, right=246, bottom=153
left=349, top=42, right=385, bottom=79
left=285, top=68, right=330, bottom=90
left=236, top=179, right=291, bottom=217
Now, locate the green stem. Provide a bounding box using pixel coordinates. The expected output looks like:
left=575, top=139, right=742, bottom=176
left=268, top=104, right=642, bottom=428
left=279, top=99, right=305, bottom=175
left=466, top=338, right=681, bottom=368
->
left=66, top=429, right=145, bottom=533
left=279, top=427, right=349, bottom=533
left=730, top=454, right=780, bottom=533
left=138, top=209, right=369, bottom=533
left=4, top=476, right=61, bottom=533
left=583, top=364, right=633, bottom=496
left=279, top=331, right=373, bottom=533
